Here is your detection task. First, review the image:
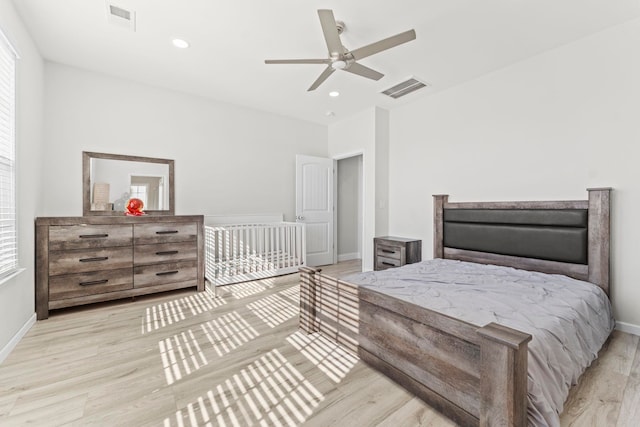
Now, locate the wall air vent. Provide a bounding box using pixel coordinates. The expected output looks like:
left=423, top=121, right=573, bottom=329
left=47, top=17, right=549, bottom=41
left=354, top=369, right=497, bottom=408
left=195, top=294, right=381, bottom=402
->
left=106, top=2, right=136, bottom=31
left=381, top=77, right=429, bottom=99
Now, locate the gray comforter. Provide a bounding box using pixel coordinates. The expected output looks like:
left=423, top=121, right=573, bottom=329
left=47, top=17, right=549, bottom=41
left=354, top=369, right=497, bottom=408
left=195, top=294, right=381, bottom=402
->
left=344, top=259, right=614, bottom=427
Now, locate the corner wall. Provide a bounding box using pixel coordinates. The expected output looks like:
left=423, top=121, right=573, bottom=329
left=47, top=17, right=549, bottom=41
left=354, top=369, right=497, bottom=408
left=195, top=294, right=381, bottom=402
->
left=42, top=62, right=328, bottom=220
left=0, top=0, right=45, bottom=361
left=388, top=17, right=640, bottom=329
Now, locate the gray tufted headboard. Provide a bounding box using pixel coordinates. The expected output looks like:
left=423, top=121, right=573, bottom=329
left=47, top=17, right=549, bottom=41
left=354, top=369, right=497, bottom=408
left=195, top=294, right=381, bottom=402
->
left=433, top=188, right=611, bottom=295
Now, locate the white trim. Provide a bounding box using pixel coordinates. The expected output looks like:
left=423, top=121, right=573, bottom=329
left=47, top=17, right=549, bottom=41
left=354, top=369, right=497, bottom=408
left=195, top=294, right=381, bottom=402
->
left=333, top=150, right=365, bottom=161
left=0, top=313, right=36, bottom=364
left=615, top=321, right=640, bottom=337
left=338, top=252, right=361, bottom=262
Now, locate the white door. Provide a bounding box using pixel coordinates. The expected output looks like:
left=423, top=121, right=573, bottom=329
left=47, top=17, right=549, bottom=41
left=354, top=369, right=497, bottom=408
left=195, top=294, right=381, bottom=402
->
left=296, top=155, right=334, bottom=266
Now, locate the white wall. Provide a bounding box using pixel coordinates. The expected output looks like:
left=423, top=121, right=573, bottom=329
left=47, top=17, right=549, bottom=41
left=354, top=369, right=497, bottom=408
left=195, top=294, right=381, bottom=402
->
left=388, top=18, right=640, bottom=329
left=42, top=62, right=328, bottom=220
left=0, top=0, right=44, bottom=361
left=374, top=108, right=390, bottom=236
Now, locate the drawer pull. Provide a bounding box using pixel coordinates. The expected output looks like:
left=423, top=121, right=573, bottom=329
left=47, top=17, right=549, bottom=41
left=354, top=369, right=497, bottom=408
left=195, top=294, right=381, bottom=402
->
left=79, top=256, right=109, bottom=262
left=156, top=270, right=179, bottom=276
left=382, top=262, right=395, bottom=266
left=381, top=249, right=396, bottom=254
left=79, top=279, right=109, bottom=286
left=156, top=230, right=179, bottom=235
left=79, top=234, right=109, bottom=238
left=156, top=250, right=179, bottom=256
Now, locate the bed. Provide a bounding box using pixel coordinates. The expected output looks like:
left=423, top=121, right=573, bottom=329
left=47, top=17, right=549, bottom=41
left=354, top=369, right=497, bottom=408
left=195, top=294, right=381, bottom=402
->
left=299, top=188, right=613, bottom=427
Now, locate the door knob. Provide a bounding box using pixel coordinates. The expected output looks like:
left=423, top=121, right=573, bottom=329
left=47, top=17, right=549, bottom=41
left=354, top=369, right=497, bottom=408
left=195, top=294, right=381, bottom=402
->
left=296, top=215, right=305, bottom=220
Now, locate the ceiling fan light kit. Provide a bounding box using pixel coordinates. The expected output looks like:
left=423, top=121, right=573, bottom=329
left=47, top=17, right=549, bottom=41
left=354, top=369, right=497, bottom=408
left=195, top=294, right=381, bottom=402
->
left=265, top=9, right=416, bottom=91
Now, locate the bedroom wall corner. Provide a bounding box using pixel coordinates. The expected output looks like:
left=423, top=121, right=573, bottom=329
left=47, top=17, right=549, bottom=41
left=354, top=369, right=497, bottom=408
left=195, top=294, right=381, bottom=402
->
left=41, top=62, right=328, bottom=221
left=0, top=0, right=45, bottom=362
left=374, top=107, right=390, bottom=237
left=387, top=17, right=640, bottom=328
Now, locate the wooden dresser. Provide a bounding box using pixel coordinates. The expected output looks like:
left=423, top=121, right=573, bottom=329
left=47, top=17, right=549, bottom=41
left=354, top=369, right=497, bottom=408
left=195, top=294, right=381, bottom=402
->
left=373, top=236, right=422, bottom=271
left=35, top=215, right=204, bottom=320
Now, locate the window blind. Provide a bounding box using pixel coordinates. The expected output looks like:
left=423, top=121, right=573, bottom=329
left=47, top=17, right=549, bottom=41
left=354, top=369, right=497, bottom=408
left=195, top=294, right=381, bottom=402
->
left=0, top=30, right=17, bottom=279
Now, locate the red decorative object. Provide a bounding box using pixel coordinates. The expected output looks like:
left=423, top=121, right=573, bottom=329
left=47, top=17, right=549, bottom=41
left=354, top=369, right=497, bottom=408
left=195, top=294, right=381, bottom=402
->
left=125, top=198, right=145, bottom=216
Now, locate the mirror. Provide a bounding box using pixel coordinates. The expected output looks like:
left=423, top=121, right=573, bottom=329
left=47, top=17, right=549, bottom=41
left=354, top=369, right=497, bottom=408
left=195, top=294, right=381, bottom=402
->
left=83, top=151, right=174, bottom=216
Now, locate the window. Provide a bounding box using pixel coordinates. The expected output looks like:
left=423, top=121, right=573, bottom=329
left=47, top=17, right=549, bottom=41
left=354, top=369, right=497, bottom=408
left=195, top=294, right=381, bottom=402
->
left=0, top=29, right=17, bottom=279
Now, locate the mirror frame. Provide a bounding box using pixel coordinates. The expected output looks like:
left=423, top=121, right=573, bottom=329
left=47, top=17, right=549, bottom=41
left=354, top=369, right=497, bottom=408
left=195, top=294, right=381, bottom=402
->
left=82, top=151, right=175, bottom=216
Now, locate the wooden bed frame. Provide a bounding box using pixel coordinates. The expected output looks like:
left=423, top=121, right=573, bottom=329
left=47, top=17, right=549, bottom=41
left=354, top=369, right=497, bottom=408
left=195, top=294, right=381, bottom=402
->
left=299, top=188, right=611, bottom=427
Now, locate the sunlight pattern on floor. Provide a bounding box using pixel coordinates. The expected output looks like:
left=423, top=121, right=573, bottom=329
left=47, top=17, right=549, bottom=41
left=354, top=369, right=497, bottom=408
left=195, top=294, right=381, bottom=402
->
left=143, top=290, right=227, bottom=334
left=159, top=329, right=208, bottom=385
left=218, top=278, right=276, bottom=300
left=200, top=311, right=260, bottom=357
left=277, top=285, right=299, bottom=303
left=163, top=349, right=324, bottom=427
left=246, top=294, right=297, bottom=328
left=287, top=331, right=359, bottom=383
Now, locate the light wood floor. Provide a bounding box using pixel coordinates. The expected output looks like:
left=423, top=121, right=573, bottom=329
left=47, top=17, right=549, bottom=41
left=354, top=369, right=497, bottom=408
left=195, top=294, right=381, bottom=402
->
left=0, top=260, right=638, bottom=426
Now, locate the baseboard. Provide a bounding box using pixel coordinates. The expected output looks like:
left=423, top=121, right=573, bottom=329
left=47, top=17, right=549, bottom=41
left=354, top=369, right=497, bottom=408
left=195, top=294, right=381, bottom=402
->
left=615, top=321, right=640, bottom=337
left=0, top=313, right=36, bottom=364
left=338, top=252, right=361, bottom=262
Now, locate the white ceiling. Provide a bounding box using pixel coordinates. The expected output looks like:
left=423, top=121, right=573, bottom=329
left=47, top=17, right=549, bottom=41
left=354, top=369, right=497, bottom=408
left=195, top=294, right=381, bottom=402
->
left=11, top=0, right=640, bottom=125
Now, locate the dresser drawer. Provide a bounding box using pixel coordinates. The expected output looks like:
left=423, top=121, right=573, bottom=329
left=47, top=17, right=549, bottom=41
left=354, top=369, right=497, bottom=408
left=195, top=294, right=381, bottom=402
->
left=134, top=241, right=198, bottom=265
left=49, top=268, right=133, bottom=301
left=49, top=247, right=133, bottom=276
left=376, top=244, right=403, bottom=260
left=134, top=223, right=197, bottom=245
left=376, top=256, right=402, bottom=270
left=49, top=225, right=132, bottom=251
left=134, top=260, right=198, bottom=288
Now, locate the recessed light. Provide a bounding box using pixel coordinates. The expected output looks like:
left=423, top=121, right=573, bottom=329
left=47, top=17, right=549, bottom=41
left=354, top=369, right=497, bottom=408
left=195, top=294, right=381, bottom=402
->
left=326, top=111, right=335, bottom=117
left=172, top=38, right=190, bottom=49
left=329, top=91, right=340, bottom=97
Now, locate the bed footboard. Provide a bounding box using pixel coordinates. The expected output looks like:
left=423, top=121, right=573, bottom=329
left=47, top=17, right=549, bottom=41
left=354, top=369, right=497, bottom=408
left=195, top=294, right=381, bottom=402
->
left=299, top=267, right=532, bottom=427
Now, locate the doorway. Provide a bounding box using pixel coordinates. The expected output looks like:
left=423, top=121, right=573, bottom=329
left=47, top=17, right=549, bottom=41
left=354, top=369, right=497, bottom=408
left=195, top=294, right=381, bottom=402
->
left=336, top=155, right=363, bottom=263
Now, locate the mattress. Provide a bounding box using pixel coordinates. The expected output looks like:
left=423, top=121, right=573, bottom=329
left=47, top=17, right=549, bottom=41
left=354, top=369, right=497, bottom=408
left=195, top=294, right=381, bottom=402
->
left=344, top=259, right=615, bottom=427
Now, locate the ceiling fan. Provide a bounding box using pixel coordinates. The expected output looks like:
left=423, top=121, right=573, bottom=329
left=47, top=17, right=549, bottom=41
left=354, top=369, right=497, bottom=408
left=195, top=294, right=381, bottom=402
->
left=265, top=9, right=416, bottom=91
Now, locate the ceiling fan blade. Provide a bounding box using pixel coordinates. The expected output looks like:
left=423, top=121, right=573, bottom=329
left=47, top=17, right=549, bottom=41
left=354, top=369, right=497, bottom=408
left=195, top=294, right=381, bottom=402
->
left=318, top=9, right=344, bottom=56
left=344, top=62, right=384, bottom=81
left=350, top=29, right=416, bottom=61
left=308, top=66, right=335, bottom=91
left=265, top=59, right=331, bottom=64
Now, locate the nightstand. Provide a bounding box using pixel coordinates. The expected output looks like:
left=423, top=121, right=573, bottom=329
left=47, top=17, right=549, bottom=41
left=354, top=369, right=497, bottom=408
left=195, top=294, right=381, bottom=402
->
left=374, top=236, right=422, bottom=271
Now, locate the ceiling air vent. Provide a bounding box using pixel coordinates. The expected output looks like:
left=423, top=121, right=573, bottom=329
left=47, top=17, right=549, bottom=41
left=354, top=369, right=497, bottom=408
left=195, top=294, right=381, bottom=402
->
left=106, top=2, right=136, bottom=31
left=381, top=77, right=429, bottom=99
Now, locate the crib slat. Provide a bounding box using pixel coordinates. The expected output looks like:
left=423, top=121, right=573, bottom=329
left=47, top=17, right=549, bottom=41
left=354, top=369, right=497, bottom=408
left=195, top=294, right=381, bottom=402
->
left=204, top=220, right=306, bottom=287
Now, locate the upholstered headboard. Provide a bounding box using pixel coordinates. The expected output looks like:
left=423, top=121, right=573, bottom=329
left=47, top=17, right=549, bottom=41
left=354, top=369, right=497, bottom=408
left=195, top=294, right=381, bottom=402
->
left=433, top=188, right=611, bottom=295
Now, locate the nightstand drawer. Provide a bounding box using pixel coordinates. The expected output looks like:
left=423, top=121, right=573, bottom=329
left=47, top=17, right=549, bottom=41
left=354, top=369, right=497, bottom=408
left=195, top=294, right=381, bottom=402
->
left=373, top=236, right=422, bottom=271
left=376, top=256, right=402, bottom=270
left=49, top=268, right=133, bottom=300
left=376, top=244, right=403, bottom=260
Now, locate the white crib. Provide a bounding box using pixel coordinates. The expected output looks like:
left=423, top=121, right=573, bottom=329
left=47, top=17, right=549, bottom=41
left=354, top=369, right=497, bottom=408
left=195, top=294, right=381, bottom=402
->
left=205, top=214, right=306, bottom=287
